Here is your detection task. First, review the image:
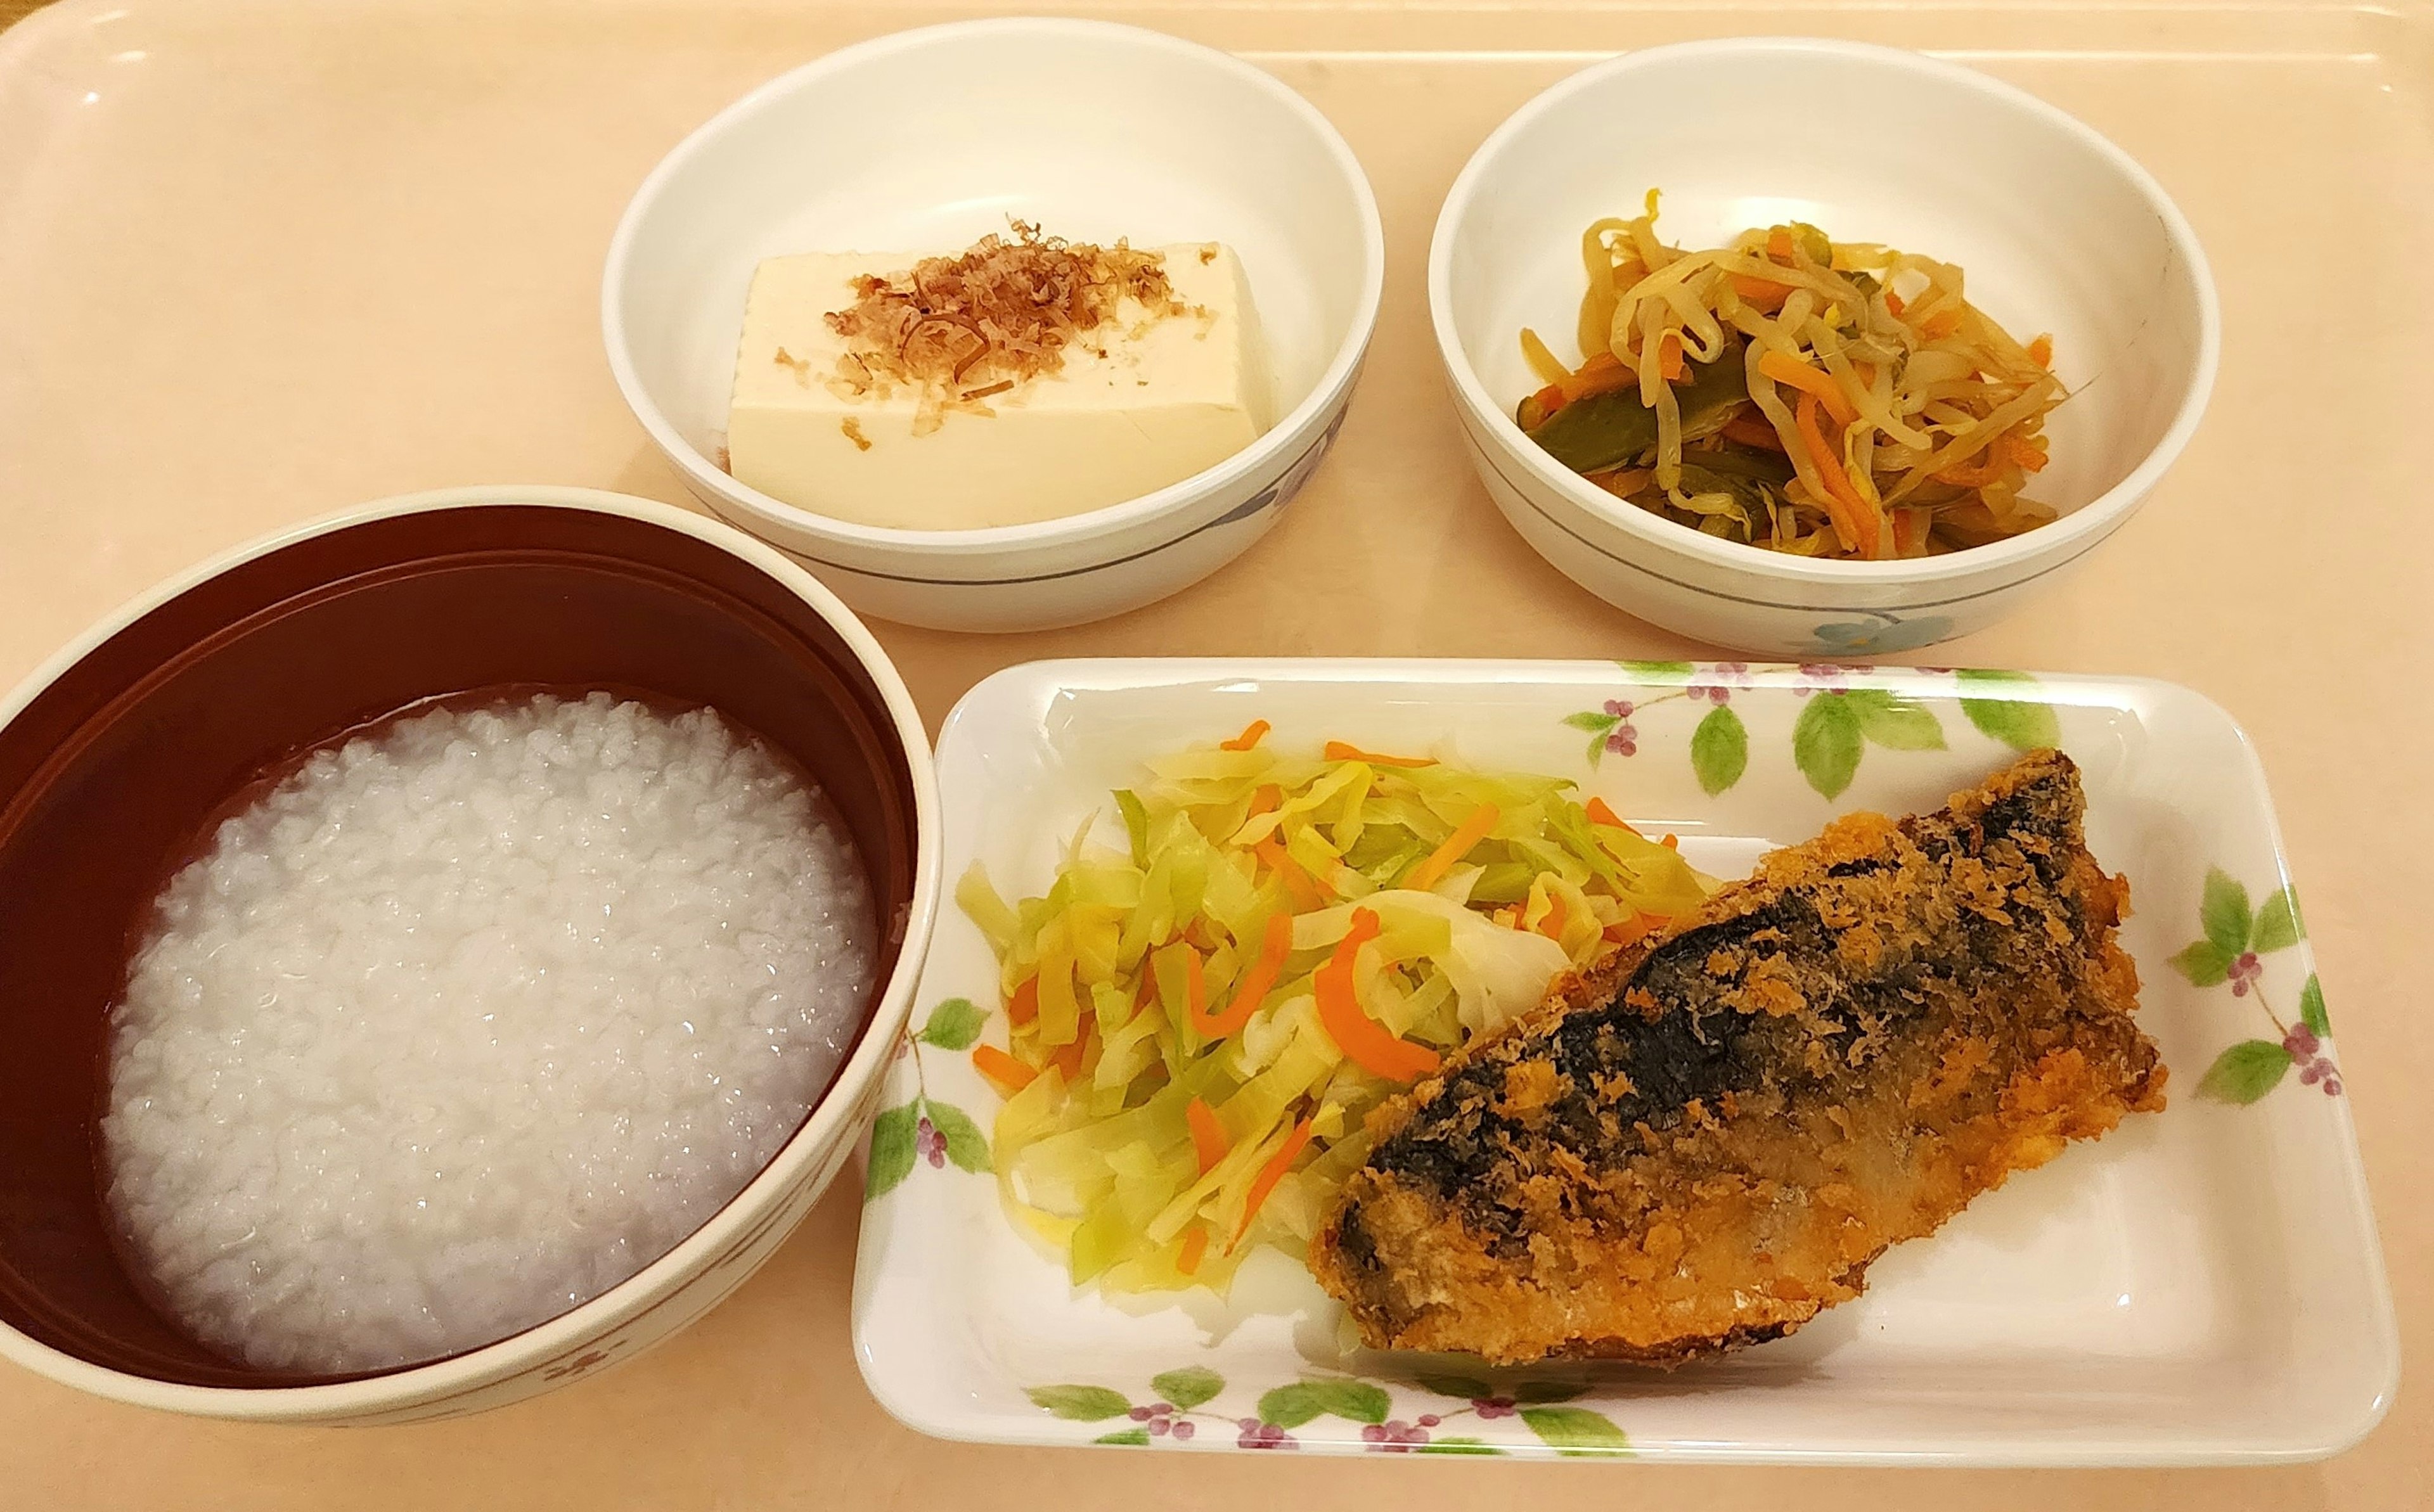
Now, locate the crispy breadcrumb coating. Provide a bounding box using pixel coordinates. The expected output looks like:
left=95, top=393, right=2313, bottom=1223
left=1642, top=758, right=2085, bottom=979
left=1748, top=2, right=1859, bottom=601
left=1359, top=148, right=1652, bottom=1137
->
left=1311, top=750, right=2165, bottom=1366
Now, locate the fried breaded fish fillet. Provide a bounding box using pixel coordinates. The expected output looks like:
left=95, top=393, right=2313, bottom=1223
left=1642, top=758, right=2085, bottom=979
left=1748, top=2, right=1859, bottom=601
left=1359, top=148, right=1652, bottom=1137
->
left=1310, top=749, right=2164, bottom=1366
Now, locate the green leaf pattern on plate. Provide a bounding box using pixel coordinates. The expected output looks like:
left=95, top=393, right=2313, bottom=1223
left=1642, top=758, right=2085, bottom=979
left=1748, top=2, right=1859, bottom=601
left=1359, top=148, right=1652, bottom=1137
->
left=2197, top=1039, right=2293, bottom=1103
left=864, top=1102, right=918, bottom=1202
left=1955, top=667, right=2063, bottom=752
left=1027, top=1384, right=1133, bottom=1421
left=1519, top=1405, right=1633, bottom=1456
left=1019, top=1369, right=1626, bottom=1455
left=1562, top=665, right=2049, bottom=798
left=924, top=1101, right=991, bottom=1173
left=915, top=996, right=986, bottom=1051
left=1689, top=705, right=1748, bottom=795
left=1150, top=1366, right=1225, bottom=1411
left=1791, top=691, right=1864, bottom=798
left=2165, top=869, right=2340, bottom=1104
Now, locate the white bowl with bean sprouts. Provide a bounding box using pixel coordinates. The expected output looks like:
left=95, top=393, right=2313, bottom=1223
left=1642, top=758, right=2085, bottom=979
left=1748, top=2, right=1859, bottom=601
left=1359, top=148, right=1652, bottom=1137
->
left=1430, top=37, right=2217, bottom=658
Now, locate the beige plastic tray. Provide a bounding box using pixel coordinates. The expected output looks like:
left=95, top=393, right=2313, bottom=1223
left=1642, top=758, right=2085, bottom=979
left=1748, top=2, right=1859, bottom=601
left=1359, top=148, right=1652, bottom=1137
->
left=0, top=0, right=2423, bottom=1504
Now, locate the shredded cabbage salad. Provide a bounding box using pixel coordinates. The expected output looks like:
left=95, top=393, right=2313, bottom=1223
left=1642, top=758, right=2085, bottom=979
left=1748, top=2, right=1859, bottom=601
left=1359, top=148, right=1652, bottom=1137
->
left=955, top=724, right=1717, bottom=1295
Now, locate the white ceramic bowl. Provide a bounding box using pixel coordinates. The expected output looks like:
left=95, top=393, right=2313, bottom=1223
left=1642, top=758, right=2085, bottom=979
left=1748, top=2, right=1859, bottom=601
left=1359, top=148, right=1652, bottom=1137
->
left=604, top=18, right=1384, bottom=633
left=0, top=487, right=941, bottom=1423
left=1431, top=38, right=2218, bottom=658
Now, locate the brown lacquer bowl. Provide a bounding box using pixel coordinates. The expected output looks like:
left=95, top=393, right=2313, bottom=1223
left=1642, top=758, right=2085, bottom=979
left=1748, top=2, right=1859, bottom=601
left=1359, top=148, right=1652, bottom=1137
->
left=0, top=487, right=939, bottom=1422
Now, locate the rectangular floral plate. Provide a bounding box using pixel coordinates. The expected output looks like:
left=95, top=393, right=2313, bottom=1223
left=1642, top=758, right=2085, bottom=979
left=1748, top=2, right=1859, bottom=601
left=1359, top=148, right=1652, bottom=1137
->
left=851, top=660, right=2396, bottom=1465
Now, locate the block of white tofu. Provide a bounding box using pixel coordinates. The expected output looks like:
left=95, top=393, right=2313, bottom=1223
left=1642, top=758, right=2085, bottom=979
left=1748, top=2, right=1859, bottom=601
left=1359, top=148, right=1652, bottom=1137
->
left=727, top=244, right=1268, bottom=531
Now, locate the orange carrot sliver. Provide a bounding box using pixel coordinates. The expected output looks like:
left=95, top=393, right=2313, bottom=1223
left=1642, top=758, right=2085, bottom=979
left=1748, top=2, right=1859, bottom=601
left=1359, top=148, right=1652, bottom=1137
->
left=2002, top=432, right=2049, bottom=473
left=1323, top=740, right=1436, bottom=769
left=2026, top=333, right=2053, bottom=368
left=1891, top=508, right=1928, bottom=557
left=1183, top=949, right=1207, bottom=1028
left=1767, top=226, right=1794, bottom=261
left=972, top=1043, right=1037, bottom=1096
left=1194, top=913, right=1292, bottom=1039
left=1536, top=891, right=1569, bottom=941
left=1234, top=1117, right=1317, bottom=1244
left=1406, top=802, right=1500, bottom=893
left=1585, top=796, right=1625, bottom=828
left=1186, top=1097, right=1229, bottom=1174
left=1314, top=909, right=1440, bottom=1084
left=1247, top=782, right=1283, bottom=819
left=1661, top=833, right=1679, bottom=850
left=1758, top=350, right=1858, bottom=427
left=1562, top=354, right=1638, bottom=402
left=1922, top=309, right=1962, bottom=340
left=1046, top=1020, right=1093, bottom=1082
left=1730, top=272, right=1791, bottom=308
left=1602, top=911, right=1668, bottom=948
left=1796, top=393, right=1882, bottom=558
left=1253, top=835, right=1326, bottom=908
left=1719, top=412, right=1786, bottom=452
left=1007, top=975, right=1040, bottom=1027
left=1658, top=331, right=1685, bottom=382
left=1532, top=381, right=1569, bottom=418
left=1884, top=291, right=1906, bottom=317
left=1176, top=1224, right=1209, bottom=1276
left=1934, top=454, right=2010, bottom=489
left=1219, top=719, right=1270, bottom=752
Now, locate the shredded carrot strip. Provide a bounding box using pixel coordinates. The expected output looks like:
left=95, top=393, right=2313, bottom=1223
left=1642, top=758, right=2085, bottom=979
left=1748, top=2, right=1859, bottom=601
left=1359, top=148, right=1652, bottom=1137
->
left=1314, top=909, right=1441, bottom=1083
left=1253, top=836, right=1326, bottom=908
left=1046, top=1020, right=1093, bottom=1082
left=1884, top=291, right=1906, bottom=318
left=2002, top=432, right=2049, bottom=473
left=1218, top=719, right=1270, bottom=752
left=1658, top=331, right=1685, bottom=382
left=1182, top=949, right=1207, bottom=1030
left=1921, top=309, right=1962, bottom=340
left=1767, top=226, right=1794, bottom=261
left=1585, top=796, right=1625, bottom=828
left=1322, top=741, right=1436, bottom=769
left=1532, top=381, right=1568, bottom=417
left=1405, top=802, right=1501, bottom=892
left=1795, top=393, right=1881, bottom=558
left=1602, top=911, right=1668, bottom=948
left=1758, top=351, right=1858, bottom=427
left=1006, top=975, right=1039, bottom=1028
left=972, top=1043, right=1037, bottom=1096
left=1233, top=1117, right=1316, bottom=1245
left=2026, top=333, right=2052, bottom=368
left=1661, top=833, right=1679, bottom=850
left=1186, top=1096, right=1229, bottom=1174
left=1176, top=1224, right=1209, bottom=1276
left=1891, top=508, right=1929, bottom=557
left=1194, top=913, right=1292, bottom=1039
left=1561, top=350, right=1637, bottom=402
left=1719, top=411, right=1786, bottom=452
left=1933, top=454, right=2010, bottom=489
left=1537, top=891, right=1569, bottom=941
left=1247, top=783, right=1282, bottom=820
left=1729, top=272, right=1791, bottom=308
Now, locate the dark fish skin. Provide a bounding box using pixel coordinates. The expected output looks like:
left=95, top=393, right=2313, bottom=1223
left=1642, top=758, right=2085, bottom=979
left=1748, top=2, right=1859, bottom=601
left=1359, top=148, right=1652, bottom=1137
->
left=1311, top=750, right=2165, bottom=1366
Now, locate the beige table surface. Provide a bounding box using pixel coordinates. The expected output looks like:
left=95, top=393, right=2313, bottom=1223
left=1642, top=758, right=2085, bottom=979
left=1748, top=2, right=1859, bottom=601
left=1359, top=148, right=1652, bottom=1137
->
left=0, top=0, right=2424, bottom=1506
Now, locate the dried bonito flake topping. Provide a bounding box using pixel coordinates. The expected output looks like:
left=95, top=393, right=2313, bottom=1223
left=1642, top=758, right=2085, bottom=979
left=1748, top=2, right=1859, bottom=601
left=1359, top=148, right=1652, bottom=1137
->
left=821, top=220, right=1182, bottom=433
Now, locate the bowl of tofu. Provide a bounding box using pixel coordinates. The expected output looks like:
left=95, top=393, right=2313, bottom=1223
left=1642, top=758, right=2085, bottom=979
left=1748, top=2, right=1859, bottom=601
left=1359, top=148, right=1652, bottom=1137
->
left=603, top=18, right=1384, bottom=633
